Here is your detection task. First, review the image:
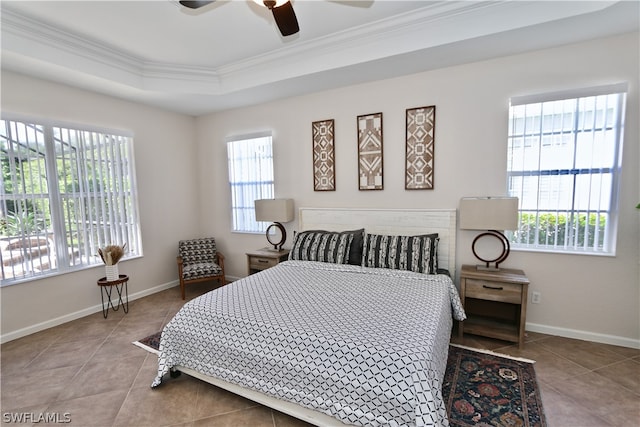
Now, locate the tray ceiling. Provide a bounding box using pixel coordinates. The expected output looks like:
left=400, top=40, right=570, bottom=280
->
left=2, top=1, right=638, bottom=115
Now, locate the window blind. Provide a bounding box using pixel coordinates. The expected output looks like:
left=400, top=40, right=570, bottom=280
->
left=507, top=84, right=626, bottom=254
left=226, top=133, right=274, bottom=233
left=1, top=117, right=141, bottom=284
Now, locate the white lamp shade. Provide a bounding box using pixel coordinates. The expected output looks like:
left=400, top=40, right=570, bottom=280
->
left=255, top=199, right=294, bottom=223
left=459, top=197, right=519, bottom=230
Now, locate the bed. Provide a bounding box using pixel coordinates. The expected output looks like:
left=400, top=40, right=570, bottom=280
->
left=153, top=208, right=466, bottom=426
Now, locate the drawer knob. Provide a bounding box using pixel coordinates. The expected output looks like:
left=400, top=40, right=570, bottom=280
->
left=483, top=285, right=504, bottom=291
left=258, top=259, right=269, bottom=264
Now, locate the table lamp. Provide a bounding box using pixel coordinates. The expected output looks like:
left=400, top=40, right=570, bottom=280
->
left=254, top=198, right=294, bottom=251
left=459, top=197, right=519, bottom=270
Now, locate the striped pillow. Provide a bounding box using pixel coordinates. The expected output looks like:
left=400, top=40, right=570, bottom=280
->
left=289, top=230, right=354, bottom=264
left=362, top=233, right=438, bottom=274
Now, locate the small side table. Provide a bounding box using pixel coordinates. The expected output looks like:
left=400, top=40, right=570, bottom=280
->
left=246, top=248, right=290, bottom=275
left=458, top=265, right=529, bottom=349
left=97, top=274, right=129, bottom=318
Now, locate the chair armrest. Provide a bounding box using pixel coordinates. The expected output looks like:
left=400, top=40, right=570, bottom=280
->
left=177, top=255, right=184, bottom=277
left=216, top=251, right=225, bottom=272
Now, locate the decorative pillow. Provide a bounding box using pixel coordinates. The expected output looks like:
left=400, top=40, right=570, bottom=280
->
left=289, top=230, right=356, bottom=264
left=362, top=233, right=438, bottom=274
left=346, top=229, right=364, bottom=265
left=432, top=236, right=440, bottom=273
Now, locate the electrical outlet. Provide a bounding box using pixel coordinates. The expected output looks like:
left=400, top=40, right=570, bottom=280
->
left=531, top=291, right=541, bottom=304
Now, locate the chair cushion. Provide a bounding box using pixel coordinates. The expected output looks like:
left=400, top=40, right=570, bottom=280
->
left=182, top=262, right=223, bottom=280
left=179, top=238, right=217, bottom=264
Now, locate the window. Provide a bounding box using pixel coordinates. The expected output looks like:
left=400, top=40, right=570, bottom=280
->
left=1, top=116, right=142, bottom=284
left=227, top=133, right=274, bottom=233
left=506, top=84, right=626, bottom=254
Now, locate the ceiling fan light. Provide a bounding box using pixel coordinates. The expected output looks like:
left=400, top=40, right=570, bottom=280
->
left=252, top=0, right=289, bottom=9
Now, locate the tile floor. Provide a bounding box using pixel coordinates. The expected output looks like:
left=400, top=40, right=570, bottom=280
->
left=1, top=281, right=639, bottom=426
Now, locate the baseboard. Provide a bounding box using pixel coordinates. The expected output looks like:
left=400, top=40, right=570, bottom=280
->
left=5, top=282, right=636, bottom=349
left=526, top=322, right=640, bottom=349
left=0, top=280, right=179, bottom=344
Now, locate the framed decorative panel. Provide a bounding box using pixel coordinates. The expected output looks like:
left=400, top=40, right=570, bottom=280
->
left=405, top=105, right=436, bottom=190
left=312, top=119, right=336, bottom=191
left=357, top=112, right=383, bottom=190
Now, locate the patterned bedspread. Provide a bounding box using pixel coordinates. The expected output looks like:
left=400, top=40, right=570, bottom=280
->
left=153, top=260, right=466, bottom=426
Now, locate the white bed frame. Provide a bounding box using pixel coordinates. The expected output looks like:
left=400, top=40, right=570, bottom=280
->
left=175, top=207, right=457, bottom=426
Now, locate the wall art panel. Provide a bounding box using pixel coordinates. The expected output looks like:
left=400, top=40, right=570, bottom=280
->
left=312, top=119, right=336, bottom=191
left=357, top=112, right=383, bottom=190
left=405, top=106, right=436, bottom=190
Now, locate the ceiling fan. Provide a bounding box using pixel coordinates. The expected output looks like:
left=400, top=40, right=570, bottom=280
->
left=179, top=0, right=300, bottom=37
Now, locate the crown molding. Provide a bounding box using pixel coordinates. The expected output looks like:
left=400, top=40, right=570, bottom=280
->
left=6, top=1, right=605, bottom=95
left=1, top=0, right=626, bottom=112
left=2, top=8, right=141, bottom=75
left=2, top=7, right=222, bottom=93
left=215, top=0, right=617, bottom=92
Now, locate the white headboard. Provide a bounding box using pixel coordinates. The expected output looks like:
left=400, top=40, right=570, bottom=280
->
left=298, top=208, right=457, bottom=277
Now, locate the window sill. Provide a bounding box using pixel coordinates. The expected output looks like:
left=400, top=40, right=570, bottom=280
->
left=0, top=255, right=142, bottom=287
left=510, top=246, right=615, bottom=257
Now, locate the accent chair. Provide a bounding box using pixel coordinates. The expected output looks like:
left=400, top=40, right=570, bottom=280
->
left=177, top=237, right=225, bottom=300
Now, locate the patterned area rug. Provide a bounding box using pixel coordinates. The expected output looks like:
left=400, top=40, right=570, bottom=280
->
left=132, top=331, right=161, bottom=355
left=443, top=344, right=546, bottom=427
left=134, top=335, right=546, bottom=426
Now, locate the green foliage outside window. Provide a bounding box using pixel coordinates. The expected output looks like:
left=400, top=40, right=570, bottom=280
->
left=511, top=213, right=607, bottom=250
left=1, top=156, right=55, bottom=238
left=1, top=155, right=109, bottom=249
left=2, top=209, right=49, bottom=236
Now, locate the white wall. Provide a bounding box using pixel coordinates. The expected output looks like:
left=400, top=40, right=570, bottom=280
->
left=1, top=72, right=202, bottom=340
left=2, top=33, right=638, bottom=347
left=196, top=33, right=640, bottom=347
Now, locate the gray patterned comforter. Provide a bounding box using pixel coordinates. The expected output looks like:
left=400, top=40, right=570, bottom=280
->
left=153, top=260, right=466, bottom=426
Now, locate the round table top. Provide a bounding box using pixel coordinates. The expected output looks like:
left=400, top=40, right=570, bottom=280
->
left=97, top=274, right=129, bottom=286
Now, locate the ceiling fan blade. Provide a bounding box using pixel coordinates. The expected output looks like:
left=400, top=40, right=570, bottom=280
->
left=271, top=1, right=299, bottom=36
left=179, top=1, right=215, bottom=9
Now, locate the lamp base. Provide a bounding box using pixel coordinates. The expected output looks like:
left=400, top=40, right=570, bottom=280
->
left=471, top=230, right=511, bottom=270
left=265, top=222, right=287, bottom=251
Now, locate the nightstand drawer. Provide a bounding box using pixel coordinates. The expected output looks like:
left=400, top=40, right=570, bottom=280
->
left=249, top=256, right=279, bottom=270
left=246, top=249, right=290, bottom=275
left=465, top=278, right=522, bottom=304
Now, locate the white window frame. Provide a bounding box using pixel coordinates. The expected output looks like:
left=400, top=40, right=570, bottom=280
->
left=226, top=132, right=274, bottom=233
left=1, top=115, right=142, bottom=285
left=506, top=83, right=626, bottom=255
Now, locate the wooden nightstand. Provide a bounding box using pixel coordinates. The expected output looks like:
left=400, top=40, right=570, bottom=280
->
left=458, top=264, right=529, bottom=349
left=246, top=248, right=290, bottom=275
